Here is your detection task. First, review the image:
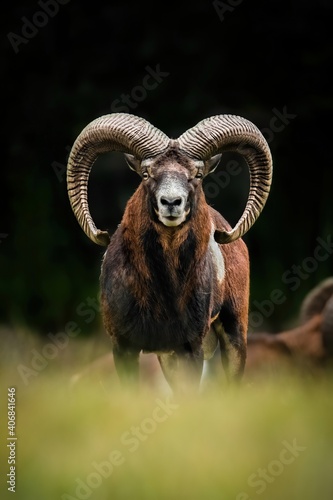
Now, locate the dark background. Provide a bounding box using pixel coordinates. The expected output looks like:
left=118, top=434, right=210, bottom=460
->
left=2, top=0, right=332, bottom=338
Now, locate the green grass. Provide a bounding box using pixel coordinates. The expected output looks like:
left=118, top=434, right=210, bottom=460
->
left=1, top=328, right=333, bottom=500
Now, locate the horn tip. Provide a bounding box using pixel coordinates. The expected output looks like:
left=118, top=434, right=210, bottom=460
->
left=95, top=230, right=111, bottom=246
left=214, top=230, right=235, bottom=244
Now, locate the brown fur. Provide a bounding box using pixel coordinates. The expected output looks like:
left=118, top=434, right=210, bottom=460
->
left=245, top=314, right=332, bottom=379
left=100, top=147, right=251, bottom=391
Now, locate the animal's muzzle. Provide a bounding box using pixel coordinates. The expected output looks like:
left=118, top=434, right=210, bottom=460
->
left=155, top=173, right=191, bottom=227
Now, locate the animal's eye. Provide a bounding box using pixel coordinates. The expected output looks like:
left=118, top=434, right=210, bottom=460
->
left=195, top=172, right=203, bottom=179
left=142, top=172, right=149, bottom=180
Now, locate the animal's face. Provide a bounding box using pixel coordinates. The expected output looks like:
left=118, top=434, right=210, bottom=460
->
left=144, top=158, right=203, bottom=227
left=125, top=148, right=221, bottom=227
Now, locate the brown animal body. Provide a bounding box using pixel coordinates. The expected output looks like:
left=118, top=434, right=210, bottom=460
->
left=70, top=278, right=333, bottom=390
left=245, top=277, right=333, bottom=378
left=67, top=113, right=272, bottom=393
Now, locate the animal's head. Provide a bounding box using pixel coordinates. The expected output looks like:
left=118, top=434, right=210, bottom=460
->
left=300, top=277, right=333, bottom=359
left=124, top=146, right=222, bottom=228
left=67, top=113, right=273, bottom=245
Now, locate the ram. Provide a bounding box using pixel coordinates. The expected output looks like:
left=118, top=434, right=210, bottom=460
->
left=245, top=277, right=333, bottom=378
left=67, top=113, right=272, bottom=393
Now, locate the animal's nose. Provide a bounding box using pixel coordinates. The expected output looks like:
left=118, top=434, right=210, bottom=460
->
left=160, top=197, right=182, bottom=208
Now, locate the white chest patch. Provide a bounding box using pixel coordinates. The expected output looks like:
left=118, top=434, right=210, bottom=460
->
left=209, top=226, right=225, bottom=283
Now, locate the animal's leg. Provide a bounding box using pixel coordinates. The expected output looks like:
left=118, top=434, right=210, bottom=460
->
left=158, top=345, right=204, bottom=394
left=113, top=346, right=140, bottom=387
left=213, top=316, right=247, bottom=383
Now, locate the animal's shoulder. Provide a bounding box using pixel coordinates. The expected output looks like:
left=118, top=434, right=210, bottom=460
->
left=208, top=206, right=232, bottom=232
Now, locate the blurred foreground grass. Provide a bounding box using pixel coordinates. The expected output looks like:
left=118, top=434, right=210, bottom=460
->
left=1, top=327, right=333, bottom=500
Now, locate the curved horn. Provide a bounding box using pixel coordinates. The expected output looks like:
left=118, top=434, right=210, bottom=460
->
left=300, top=277, right=333, bottom=323
left=177, top=115, right=273, bottom=243
left=67, top=113, right=170, bottom=246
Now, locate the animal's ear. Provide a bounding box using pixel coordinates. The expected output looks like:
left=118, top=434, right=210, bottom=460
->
left=204, top=154, right=222, bottom=176
left=124, top=153, right=141, bottom=173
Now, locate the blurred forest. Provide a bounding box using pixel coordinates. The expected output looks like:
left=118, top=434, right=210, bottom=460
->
left=2, top=0, right=333, bottom=338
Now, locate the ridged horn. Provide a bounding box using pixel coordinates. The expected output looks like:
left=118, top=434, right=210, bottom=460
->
left=300, top=277, right=333, bottom=323
left=67, top=113, right=170, bottom=245
left=177, top=115, right=273, bottom=243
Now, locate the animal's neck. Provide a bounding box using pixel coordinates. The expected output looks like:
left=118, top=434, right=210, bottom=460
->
left=122, top=186, right=211, bottom=279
